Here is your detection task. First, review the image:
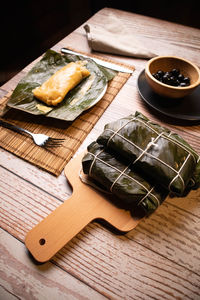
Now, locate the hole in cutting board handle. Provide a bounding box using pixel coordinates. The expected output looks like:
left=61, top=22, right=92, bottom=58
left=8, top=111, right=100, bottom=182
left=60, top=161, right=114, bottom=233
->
left=39, top=238, right=46, bottom=245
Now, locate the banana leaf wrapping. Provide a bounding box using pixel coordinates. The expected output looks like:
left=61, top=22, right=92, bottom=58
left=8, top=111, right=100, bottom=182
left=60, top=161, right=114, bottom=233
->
left=7, top=50, right=117, bottom=121
left=82, top=142, right=168, bottom=216
left=97, top=111, right=200, bottom=196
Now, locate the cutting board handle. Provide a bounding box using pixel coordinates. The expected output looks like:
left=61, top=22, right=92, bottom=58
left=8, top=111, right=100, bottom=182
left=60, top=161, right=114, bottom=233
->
left=25, top=153, right=140, bottom=263
left=25, top=191, right=97, bottom=263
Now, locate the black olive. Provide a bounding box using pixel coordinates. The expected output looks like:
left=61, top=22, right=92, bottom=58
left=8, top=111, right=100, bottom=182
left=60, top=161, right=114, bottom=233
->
left=169, top=75, right=175, bottom=81
left=180, top=82, right=187, bottom=87
left=152, top=73, right=160, bottom=80
left=157, top=70, right=164, bottom=78
left=183, top=77, right=190, bottom=84
left=171, top=69, right=180, bottom=76
left=165, top=72, right=171, bottom=78
left=174, top=79, right=180, bottom=86
left=152, top=69, right=190, bottom=87
left=178, top=74, right=184, bottom=81
left=162, top=74, right=170, bottom=84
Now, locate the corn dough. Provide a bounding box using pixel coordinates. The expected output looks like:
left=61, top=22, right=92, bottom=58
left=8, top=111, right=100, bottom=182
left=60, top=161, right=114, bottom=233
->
left=33, top=61, right=90, bottom=106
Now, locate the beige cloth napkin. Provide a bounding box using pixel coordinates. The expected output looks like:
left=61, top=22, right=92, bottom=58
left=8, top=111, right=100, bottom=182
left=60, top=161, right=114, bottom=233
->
left=84, top=12, right=157, bottom=59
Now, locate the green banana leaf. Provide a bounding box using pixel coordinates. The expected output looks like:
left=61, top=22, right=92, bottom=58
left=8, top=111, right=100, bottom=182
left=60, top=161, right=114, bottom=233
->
left=82, top=141, right=168, bottom=217
left=7, top=49, right=117, bottom=121
left=97, top=111, right=200, bottom=196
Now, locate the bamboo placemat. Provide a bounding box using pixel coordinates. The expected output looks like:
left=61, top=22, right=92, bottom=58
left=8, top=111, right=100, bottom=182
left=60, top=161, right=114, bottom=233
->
left=0, top=54, right=134, bottom=176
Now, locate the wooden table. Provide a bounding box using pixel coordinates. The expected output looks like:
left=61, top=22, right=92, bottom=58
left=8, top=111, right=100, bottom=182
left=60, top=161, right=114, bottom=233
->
left=1, top=8, right=200, bottom=299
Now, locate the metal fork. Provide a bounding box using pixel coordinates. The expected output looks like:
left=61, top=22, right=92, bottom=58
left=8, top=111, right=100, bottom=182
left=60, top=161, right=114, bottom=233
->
left=0, top=119, right=65, bottom=148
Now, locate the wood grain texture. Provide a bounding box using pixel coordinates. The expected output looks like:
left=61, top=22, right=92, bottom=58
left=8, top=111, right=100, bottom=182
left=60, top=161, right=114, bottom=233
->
left=1, top=163, right=200, bottom=298
left=0, top=229, right=106, bottom=300
left=1, top=7, right=200, bottom=300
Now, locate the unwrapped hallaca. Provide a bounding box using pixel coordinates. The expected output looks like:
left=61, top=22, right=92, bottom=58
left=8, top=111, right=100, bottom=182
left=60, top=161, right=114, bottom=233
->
left=97, top=111, right=200, bottom=196
left=82, top=142, right=168, bottom=216
left=33, top=61, right=90, bottom=106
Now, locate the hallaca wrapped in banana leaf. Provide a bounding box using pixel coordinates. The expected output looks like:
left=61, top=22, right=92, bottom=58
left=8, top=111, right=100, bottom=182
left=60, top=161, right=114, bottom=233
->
left=82, top=142, right=168, bottom=216
left=97, top=111, right=200, bottom=196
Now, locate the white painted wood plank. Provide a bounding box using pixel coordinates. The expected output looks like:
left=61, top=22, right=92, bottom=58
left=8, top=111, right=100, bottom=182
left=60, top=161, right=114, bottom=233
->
left=1, top=166, right=200, bottom=299
left=0, top=286, right=17, bottom=300
left=54, top=222, right=200, bottom=300
left=0, top=229, right=107, bottom=300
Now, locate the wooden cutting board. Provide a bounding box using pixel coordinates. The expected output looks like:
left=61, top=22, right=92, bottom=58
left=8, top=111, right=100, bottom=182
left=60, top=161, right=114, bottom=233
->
left=25, top=153, right=140, bottom=263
